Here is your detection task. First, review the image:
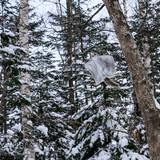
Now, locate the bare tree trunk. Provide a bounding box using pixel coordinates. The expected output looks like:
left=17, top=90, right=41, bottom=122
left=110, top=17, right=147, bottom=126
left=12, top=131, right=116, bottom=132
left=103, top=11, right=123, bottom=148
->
left=102, top=0, right=160, bottom=159
left=66, top=0, right=74, bottom=104
left=77, top=0, right=88, bottom=105
left=19, top=0, right=35, bottom=159
left=0, top=79, right=7, bottom=134
left=0, top=68, right=2, bottom=133
left=0, top=0, right=10, bottom=136
left=138, top=0, right=151, bottom=73
left=1, top=75, right=7, bottom=135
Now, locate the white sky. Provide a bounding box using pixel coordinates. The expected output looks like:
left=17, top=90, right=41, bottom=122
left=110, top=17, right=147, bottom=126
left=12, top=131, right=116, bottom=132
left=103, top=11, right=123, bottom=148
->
left=29, top=0, right=159, bottom=19
left=29, top=0, right=137, bottom=19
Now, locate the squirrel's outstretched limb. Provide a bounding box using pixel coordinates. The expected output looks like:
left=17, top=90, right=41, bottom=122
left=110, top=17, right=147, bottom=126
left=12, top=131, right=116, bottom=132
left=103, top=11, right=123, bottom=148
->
left=104, top=78, right=119, bottom=87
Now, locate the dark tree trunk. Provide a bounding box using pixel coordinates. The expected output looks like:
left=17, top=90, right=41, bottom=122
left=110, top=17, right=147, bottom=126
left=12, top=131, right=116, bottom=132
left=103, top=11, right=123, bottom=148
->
left=66, top=0, right=74, bottom=104
left=0, top=0, right=8, bottom=135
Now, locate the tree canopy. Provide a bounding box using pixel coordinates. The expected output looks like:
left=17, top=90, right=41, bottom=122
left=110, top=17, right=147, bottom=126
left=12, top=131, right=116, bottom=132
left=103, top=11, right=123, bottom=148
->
left=0, top=0, right=159, bottom=159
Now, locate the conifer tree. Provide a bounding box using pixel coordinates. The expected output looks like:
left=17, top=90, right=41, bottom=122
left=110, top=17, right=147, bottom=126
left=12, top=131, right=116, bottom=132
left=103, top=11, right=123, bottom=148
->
left=47, top=1, right=148, bottom=159
left=0, top=0, right=25, bottom=159
left=1, top=0, right=159, bottom=159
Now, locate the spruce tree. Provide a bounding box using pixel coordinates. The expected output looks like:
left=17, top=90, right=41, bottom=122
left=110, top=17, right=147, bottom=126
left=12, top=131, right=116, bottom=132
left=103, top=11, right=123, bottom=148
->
left=0, top=0, right=25, bottom=159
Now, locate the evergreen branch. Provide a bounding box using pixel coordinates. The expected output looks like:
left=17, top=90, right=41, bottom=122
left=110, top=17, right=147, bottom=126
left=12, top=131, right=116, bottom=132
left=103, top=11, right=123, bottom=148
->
left=64, top=118, right=128, bottom=134
left=39, top=114, right=129, bottom=135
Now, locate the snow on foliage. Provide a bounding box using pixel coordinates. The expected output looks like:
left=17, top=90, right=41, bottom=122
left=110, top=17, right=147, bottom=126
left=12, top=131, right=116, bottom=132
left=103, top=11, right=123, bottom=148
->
left=27, top=120, right=33, bottom=126
left=119, top=137, right=128, bottom=147
left=1, top=45, right=18, bottom=54
left=34, top=144, right=44, bottom=155
left=120, top=151, right=150, bottom=160
left=88, top=150, right=111, bottom=160
left=12, top=123, right=22, bottom=132
left=90, top=130, right=104, bottom=147
left=153, top=96, right=160, bottom=109
left=28, top=158, right=35, bottom=160
left=73, top=102, right=96, bottom=120
left=7, top=129, right=14, bottom=135
left=18, top=64, right=31, bottom=70
left=37, top=124, right=48, bottom=137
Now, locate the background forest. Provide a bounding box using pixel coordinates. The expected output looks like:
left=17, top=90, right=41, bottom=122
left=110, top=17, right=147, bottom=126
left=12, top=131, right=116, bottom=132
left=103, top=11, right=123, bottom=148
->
left=0, top=0, right=160, bottom=160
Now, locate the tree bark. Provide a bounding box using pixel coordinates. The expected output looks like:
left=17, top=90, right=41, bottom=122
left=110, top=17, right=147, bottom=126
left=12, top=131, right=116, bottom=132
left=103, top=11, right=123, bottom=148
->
left=0, top=0, right=6, bottom=134
left=19, top=0, right=35, bottom=159
left=66, top=0, right=74, bottom=104
left=138, top=0, right=151, bottom=73
left=122, top=0, right=127, bottom=19
left=102, top=0, right=160, bottom=159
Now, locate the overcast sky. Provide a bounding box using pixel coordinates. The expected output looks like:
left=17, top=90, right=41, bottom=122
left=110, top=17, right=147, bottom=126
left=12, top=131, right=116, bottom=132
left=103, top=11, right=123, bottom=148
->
left=29, top=0, right=138, bottom=19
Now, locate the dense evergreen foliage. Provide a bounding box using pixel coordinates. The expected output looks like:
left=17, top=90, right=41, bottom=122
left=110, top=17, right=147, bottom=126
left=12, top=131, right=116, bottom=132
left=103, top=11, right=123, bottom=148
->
left=0, top=0, right=159, bottom=159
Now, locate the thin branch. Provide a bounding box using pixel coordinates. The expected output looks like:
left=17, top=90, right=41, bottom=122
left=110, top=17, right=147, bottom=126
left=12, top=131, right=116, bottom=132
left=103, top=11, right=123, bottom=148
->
left=83, top=4, right=105, bottom=28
